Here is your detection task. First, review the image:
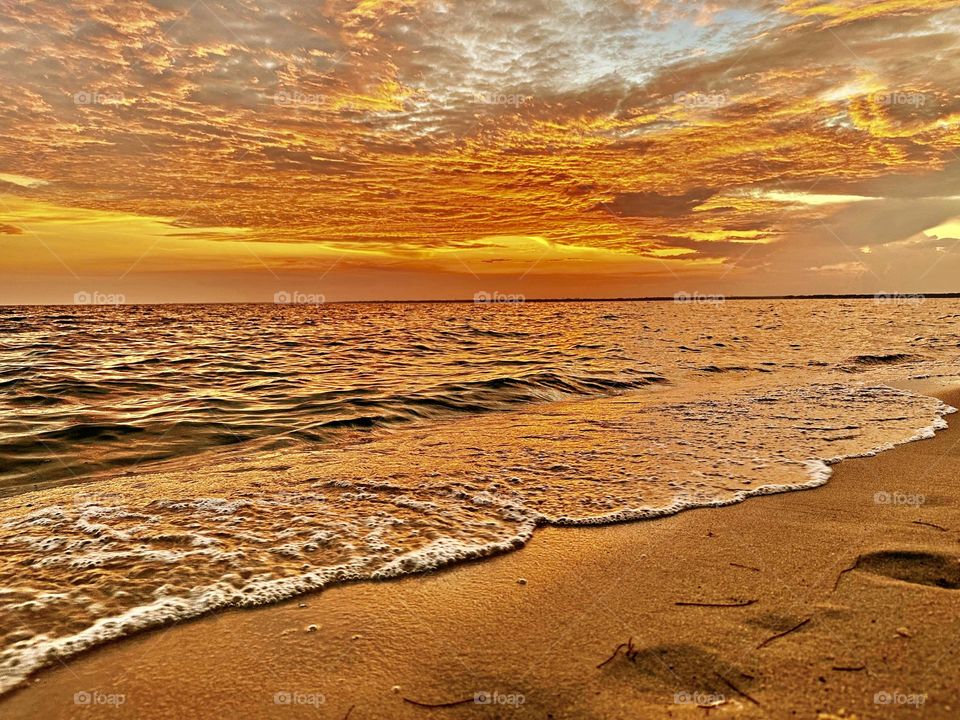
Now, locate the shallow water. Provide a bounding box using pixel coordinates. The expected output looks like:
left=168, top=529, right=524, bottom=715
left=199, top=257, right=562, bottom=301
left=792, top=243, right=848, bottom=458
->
left=1, top=299, right=959, bottom=693
left=0, top=303, right=663, bottom=491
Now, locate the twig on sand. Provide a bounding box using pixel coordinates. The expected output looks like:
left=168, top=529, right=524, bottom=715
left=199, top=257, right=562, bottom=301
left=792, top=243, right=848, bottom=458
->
left=342, top=705, right=355, bottom=720
left=714, top=672, right=760, bottom=706
left=833, top=559, right=858, bottom=592
left=832, top=663, right=866, bottom=672
left=597, top=637, right=639, bottom=668
left=757, top=617, right=811, bottom=649
left=402, top=697, right=475, bottom=709
left=729, top=562, right=761, bottom=573
left=912, top=519, right=948, bottom=532
left=675, top=599, right=758, bottom=608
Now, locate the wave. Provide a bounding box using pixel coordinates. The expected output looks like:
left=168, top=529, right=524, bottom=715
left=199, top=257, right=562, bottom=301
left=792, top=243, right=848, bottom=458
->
left=842, top=353, right=924, bottom=371
left=0, top=371, right=665, bottom=489
left=256, top=372, right=669, bottom=442
left=695, top=365, right=771, bottom=374
left=0, top=381, right=953, bottom=696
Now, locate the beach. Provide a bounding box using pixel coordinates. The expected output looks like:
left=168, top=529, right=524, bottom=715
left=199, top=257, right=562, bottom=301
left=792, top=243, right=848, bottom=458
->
left=5, top=0, right=960, bottom=715
left=2, top=381, right=958, bottom=719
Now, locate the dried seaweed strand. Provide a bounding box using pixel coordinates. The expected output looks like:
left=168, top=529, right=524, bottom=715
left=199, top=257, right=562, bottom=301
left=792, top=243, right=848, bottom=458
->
left=833, top=560, right=858, bottom=592
left=715, top=672, right=761, bottom=706
left=757, top=617, right=811, bottom=649
left=912, top=519, right=948, bottom=532
left=676, top=599, right=758, bottom=608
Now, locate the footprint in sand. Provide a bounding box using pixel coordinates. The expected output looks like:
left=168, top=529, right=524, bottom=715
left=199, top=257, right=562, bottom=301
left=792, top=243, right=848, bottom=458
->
left=854, top=551, right=960, bottom=590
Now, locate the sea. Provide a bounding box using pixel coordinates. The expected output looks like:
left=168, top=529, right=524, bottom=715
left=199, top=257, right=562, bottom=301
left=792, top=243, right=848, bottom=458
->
left=1, top=299, right=958, bottom=693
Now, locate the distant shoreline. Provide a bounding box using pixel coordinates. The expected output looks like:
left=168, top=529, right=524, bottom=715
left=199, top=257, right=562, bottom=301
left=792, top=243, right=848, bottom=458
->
left=3, top=293, right=958, bottom=307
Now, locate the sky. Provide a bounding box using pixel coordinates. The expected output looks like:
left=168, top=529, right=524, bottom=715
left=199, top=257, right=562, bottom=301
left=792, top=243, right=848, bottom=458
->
left=1, top=0, right=960, bottom=303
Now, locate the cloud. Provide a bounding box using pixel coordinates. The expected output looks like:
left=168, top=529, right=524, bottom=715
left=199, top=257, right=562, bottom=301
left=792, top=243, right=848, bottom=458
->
left=0, top=173, right=49, bottom=188
left=807, top=261, right=870, bottom=274
left=601, top=188, right=718, bottom=218
left=1, top=0, right=959, bottom=298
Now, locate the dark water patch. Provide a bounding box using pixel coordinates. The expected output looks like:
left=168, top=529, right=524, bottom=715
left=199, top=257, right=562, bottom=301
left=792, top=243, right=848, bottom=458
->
left=38, top=422, right=145, bottom=443
left=843, top=353, right=923, bottom=370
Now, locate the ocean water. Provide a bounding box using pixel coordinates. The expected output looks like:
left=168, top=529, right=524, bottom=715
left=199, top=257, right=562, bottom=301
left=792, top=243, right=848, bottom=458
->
left=1, top=299, right=958, bottom=693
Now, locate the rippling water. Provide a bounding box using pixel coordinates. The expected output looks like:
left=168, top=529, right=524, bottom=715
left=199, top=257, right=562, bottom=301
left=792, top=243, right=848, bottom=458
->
left=1, top=299, right=959, bottom=694
left=0, top=303, right=661, bottom=491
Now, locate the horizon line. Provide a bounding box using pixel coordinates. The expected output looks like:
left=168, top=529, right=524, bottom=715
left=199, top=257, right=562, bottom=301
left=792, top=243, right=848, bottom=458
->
left=1, top=292, right=952, bottom=307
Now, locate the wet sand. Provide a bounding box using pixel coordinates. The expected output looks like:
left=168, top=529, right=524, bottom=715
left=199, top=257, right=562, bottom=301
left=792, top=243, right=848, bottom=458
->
left=3, top=384, right=960, bottom=719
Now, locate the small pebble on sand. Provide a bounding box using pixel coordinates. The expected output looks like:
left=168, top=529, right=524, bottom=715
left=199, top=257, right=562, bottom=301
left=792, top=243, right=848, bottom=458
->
left=517, top=578, right=527, bottom=585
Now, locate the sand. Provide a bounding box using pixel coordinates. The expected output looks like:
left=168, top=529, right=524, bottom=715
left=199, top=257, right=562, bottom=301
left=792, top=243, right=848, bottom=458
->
left=2, top=383, right=959, bottom=719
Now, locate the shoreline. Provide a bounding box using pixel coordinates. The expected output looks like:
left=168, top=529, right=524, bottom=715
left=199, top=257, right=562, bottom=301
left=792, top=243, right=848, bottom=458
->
left=3, top=383, right=960, bottom=718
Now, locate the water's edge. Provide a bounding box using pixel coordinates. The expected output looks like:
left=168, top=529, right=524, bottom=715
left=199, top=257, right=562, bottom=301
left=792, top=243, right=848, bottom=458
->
left=1, top=385, right=955, bottom=698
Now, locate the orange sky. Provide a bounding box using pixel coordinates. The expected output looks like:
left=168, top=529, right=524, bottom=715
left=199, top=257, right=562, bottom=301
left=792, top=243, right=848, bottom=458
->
left=1, top=0, right=960, bottom=302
